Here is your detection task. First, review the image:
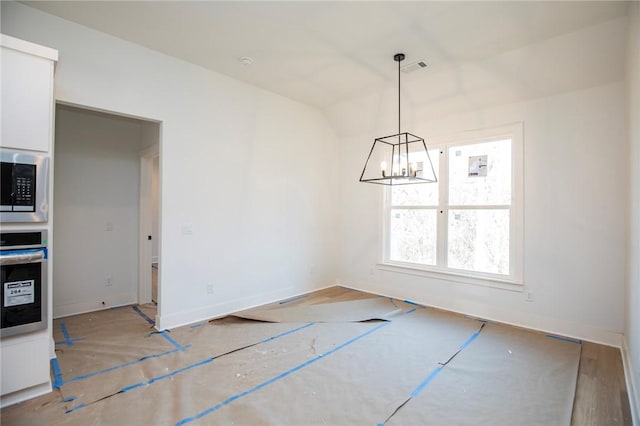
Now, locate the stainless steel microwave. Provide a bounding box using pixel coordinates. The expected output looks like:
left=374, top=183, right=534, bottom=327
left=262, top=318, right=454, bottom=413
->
left=0, top=149, right=49, bottom=223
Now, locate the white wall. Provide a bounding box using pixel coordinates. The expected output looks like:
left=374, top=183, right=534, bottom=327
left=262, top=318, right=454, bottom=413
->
left=329, top=82, right=628, bottom=344
left=323, top=15, right=629, bottom=347
left=1, top=2, right=339, bottom=329
left=53, top=106, right=142, bottom=317
left=625, top=2, right=640, bottom=421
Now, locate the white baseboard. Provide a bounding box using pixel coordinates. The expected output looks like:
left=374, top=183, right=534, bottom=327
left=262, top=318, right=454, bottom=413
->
left=342, top=282, right=623, bottom=347
left=0, top=382, right=51, bottom=409
left=157, top=284, right=334, bottom=330
left=622, top=338, right=640, bottom=426
left=53, top=293, right=137, bottom=319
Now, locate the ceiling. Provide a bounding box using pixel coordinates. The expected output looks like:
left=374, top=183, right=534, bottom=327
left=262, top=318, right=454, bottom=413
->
left=22, top=1, right=629, bottom=111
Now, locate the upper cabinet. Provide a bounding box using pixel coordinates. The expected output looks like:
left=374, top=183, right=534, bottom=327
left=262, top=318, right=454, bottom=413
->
left=1, top=35, right=58, bottom=153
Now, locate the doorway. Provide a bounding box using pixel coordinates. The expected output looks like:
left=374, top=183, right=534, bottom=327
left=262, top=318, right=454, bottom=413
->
left=138, top=138, right=160, bottom=306
left=53, top=103, right=160, bottom=318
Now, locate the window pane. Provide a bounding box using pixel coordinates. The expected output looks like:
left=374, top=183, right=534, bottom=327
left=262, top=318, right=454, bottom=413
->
left=391, top=149, right=439, bottom=206
left=448, top=140, right=511, bottom=205
left=390, top=209, right=437, bottom=265
left=448, top=209, right=510, bottom=275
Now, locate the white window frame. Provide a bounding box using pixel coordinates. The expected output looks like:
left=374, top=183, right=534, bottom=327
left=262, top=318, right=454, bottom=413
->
left=380, top=122, right=524, bottom=291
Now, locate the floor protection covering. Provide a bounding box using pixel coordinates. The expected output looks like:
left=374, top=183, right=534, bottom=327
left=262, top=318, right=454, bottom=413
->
left=1, top=290, right=582, bottom=426
left=232, top=297, right=402, bottom=322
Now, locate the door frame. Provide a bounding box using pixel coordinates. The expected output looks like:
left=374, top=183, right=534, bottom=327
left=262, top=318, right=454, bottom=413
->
left=139, top=144, right=159, bottom=305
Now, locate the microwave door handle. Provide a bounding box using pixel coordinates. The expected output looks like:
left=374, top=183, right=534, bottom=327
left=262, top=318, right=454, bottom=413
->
left=0, top=250, right=45, bottom=265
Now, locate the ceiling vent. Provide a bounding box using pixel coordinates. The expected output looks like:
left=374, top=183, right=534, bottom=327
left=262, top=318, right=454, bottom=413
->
left=400, top=60, right=428, bottom=74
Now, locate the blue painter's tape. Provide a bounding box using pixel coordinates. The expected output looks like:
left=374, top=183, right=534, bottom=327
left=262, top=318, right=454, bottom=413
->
left=62, top=396, right=77, bottom=402
left=65, top=403, right=85, bottom=414
left=55, top=337, right=84, bottom=346
left=132, top=305, right=155, bottom=326
left=139, top=345, right=191, bottom=361
left=149, top=330, right=187, bottom=351
left=278, top=294, right=308, bottom=305
left=190, top=322, right=205, bottom=329
left=51, top=358, right=64, bottom=389
left=403, top=300, right=419, bottom=306
left=160, top=331, right=186, bottom=351
left=398, top=326, right=483, bottom=407
left=175, top=322, right=391, bottom=425
left=410, top=365, right=443, bottom=398
left=406, top=308, right=417, bottom=314
left=113, top=322, right=316, bottom=397
left=546, top=334, right=582, bottom=344
left=458, top=331, right=480, bottom=351
left=260, top=323, right=314, bottom=343
left=120, top=357, right=215, bottom=393
left=60, top=322, right=73, bottom=347
left=0, top=247, right=47, bottom=259
left=65, top=346, right=191, bottom=384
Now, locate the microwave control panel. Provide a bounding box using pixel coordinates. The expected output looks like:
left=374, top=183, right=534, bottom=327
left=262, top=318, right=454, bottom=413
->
left=1, top=162, right=36, bottom=212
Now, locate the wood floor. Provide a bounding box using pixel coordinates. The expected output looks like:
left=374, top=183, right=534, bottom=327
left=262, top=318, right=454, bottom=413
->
left=571, top=341, right=633, bottom=425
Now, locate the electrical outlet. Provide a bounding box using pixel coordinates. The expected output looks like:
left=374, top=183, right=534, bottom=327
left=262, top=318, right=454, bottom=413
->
left=207, top=283, right=214, bottom=295
left=106, top=275, right=113, bottom=286
left=526, top=291, right=534, bottom=302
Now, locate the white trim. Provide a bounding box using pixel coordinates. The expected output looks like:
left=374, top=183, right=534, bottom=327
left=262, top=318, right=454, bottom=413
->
left=139, top=143, right=159, bottom=158
left=377, top=262, right=523, bottom=291
left=622, top=338, right=640, bottom=426
left=382, top=122, right=524, bottom=287
left=0, top=382, right=52, bottom=409
left=0, top=34, right=58, bottom=62
left=138, top=151, right=155, bottom=305
left=342, top=282, right=622, bottom=347
left=53, top=294, right=137, bottom=319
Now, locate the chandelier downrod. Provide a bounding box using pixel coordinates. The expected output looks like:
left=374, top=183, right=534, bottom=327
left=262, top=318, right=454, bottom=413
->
left=394, top=53, right=404, bottom=138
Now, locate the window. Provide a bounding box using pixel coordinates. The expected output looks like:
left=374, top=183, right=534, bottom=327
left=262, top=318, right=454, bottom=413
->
left=383, top=123, right=523, bottom=287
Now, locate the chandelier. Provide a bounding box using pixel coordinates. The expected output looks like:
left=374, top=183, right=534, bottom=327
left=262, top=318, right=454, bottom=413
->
left=359, top=53, right=437, bottom=185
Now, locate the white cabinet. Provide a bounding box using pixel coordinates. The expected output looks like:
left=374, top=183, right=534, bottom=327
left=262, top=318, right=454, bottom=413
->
left=1, top=35, right=57, bottom=152
left=1, top=334, right=50, bottom=395
left=0, top=34, right=57, bottom=407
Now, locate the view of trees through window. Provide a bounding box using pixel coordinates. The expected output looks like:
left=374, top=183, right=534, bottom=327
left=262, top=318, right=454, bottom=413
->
left=387, top=138, right=513, bottom=276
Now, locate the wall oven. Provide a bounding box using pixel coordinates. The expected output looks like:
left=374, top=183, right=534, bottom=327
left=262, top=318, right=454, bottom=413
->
left=0, top=230, right=48, bottom=338
left=1, top=149, right=49, bottom=223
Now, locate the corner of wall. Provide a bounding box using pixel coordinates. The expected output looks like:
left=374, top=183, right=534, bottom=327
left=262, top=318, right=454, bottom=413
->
left=622, top=337, right=639, bottom=425
left=625, top=3, right=640, bottom=424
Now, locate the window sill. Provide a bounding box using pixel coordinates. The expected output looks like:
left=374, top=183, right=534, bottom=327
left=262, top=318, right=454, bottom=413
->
left=376, top=261, right=524, bottom=292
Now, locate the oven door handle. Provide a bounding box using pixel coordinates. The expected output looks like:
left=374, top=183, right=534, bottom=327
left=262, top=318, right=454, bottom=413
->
left=0, top=248, right=47, bottom=265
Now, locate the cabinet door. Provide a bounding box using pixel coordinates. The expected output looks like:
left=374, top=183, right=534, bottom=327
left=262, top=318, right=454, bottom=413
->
left=0, top=334, right=50, bottom=395
left=1, top=47, right=54, bottom=152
